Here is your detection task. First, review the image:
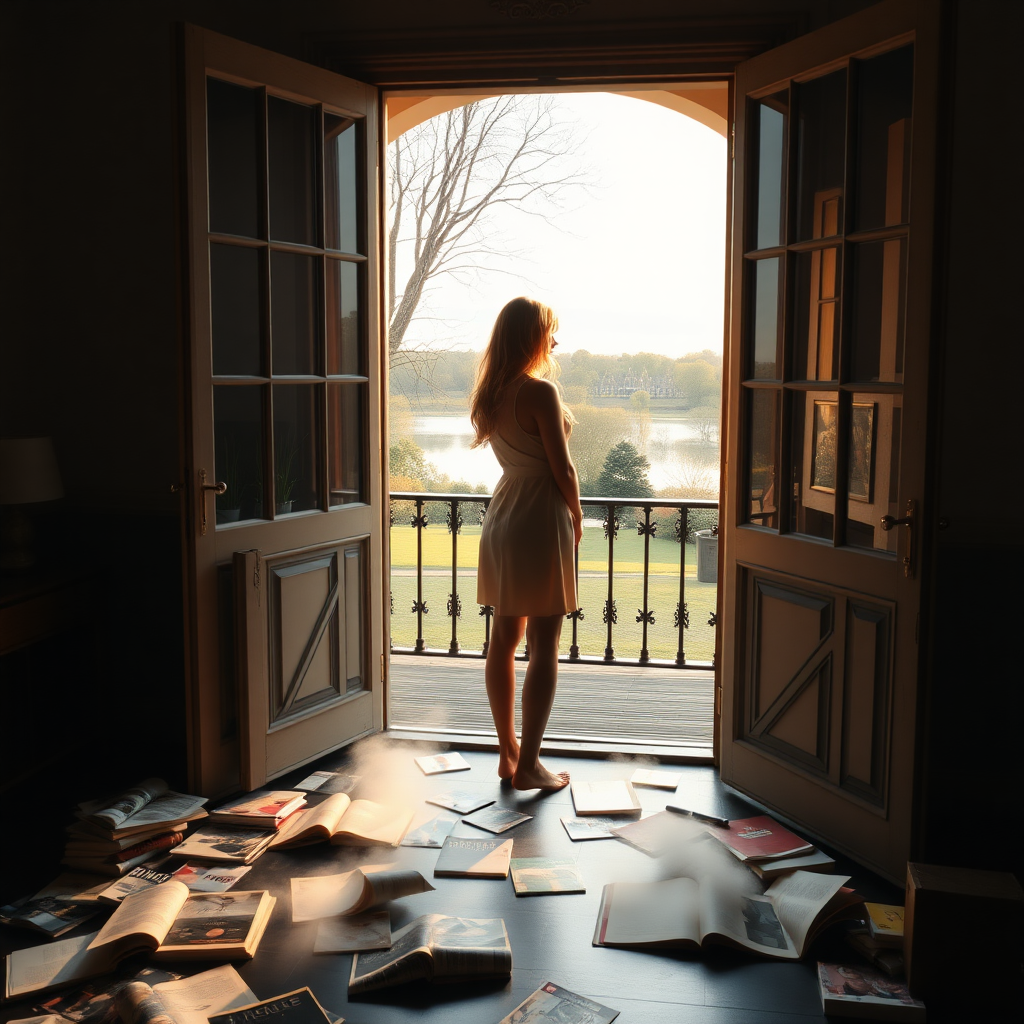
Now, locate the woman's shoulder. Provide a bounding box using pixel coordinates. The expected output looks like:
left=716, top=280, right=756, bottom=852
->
left=518, top=376, right=560, bottom=408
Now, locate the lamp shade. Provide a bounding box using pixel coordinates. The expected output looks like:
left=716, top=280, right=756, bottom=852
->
left=0, top=437, right=65, bottom=504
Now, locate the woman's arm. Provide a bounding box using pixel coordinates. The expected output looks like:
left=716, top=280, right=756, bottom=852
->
left=520, top=378, right=584, bottom=546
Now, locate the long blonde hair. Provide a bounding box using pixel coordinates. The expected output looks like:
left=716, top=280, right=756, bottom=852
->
left=469, top=297, right=567, bottom=448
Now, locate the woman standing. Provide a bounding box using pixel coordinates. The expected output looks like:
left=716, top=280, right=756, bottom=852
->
left=471, top=297, right=583, bottom=791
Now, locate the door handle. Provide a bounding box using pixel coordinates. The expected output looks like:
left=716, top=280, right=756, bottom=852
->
left=880, top=498, right=914, bottom=578
left=199, top=468, right=227, bottom=536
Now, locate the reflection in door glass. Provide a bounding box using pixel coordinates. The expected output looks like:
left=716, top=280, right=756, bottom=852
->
left=847, top=392, right=900, bottom=552
left=849, top=239, right=906, bottom=383
left=207, top=77, right=260, bottom=239
left=273, top=384, right=321, bottom=513
left=268, top=96, right=318, bottom=246
left=325, top=115, right=360, bottom=254
left=326, top=260, right=361, bottom=376
left=755, top=92, right=787, bottom=250
left=854, top=45, right=913, bottom=232
left=271, top=251, right=320, bottom=376
left=328, top=383, right=365, bottom=506
left=789, top=392, right=835, bottom=541
left=214, top=385, right=265, bottom=523
left=746, top=389, right=779, bottom=528
left=795, top=70, right=847, bottom=243
left=792, top=247, right=842, bottom=381
left=750, top=258, right=780, bottom=379
left=211, top=244, right=262, bottom=376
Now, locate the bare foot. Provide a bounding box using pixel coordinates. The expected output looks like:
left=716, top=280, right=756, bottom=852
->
left=511, top=764, right=570, bottom=791
left=498, top=751, right=519, bottom=781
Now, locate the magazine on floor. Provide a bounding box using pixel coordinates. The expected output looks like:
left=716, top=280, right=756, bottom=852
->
left=348, top=914, right=511, bottom=994
left=499, top=981, right=620, bottom=1023
left=290, top=868, right=433, bottom=922
left=593, top=871, right=863, bottom=960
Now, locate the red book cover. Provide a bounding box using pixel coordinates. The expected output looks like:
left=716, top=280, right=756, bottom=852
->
left=114, top=830, right=185, bottom=862
left=708, top=815, right=815, bottom=861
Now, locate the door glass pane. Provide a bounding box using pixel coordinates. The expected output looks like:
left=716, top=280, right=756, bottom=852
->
left=792, top=247, right=842, bottom=381
left=789, top=391, right=835, bottom=541
left=327, top=260, right=361, bottom=376
left=271, top=251, right=320, bottom=376
left=755, top=92, right=787, bottom=250
left=273, top=384, right=321, bottom=514
left=214, top=384, right=265, bottom=523
left=207, top=78, right=260, bottom=239
left=795, top=69, right=847, bottom=242
left=847, top=392, right=900, bottom=552
left=750, top=258, right=781, bottom=379
left=854, top=45, right=913, bottom=231
left=746, top=388, right=779, bottom=528
left=268, top=96, right=317, bottom=246
left=328, top=383, right=365, bottom=505
left=849, top=238, right=906, bottom=383
left=325, top=114, right=360, bottom=254
left=211, top=244, right=262, bottom=376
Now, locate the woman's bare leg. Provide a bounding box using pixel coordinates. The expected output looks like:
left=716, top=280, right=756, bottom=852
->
left=485, top=614, right=525, bottom=779
left=512, top=613, right=570, bottom=791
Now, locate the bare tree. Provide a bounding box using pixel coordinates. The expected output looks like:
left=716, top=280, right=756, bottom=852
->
left=388, top=95, right=587, bottom=369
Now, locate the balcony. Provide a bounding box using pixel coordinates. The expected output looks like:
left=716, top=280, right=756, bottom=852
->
left=388, top=493, right=718, bottom=751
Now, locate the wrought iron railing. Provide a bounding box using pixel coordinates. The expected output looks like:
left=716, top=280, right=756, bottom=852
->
left=389, top=492, right=719, bottom=669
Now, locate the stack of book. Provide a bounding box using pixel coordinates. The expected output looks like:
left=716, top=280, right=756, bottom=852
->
left=846, top=902, right=905, bottom=977
left=170, top=790, right=309, bottom=866
left=705, top=815, right=836, bottom=880
left=62, top=778, right=208, bottom=877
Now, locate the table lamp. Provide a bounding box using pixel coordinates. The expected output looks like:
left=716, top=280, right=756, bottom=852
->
left=0, top=436, right=65, bottom=570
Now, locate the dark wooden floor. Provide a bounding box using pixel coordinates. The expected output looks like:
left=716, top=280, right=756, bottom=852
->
left=1, top=744, right=909, bottom=1024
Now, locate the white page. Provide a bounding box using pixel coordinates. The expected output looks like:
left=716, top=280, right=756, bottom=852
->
left=87, top=881, right=189, bottom=952
left=601, top=878, right=700, bottom=945
left=698, top=885, right=799, bottom=958
left=154, top=965, right=256, bottom=1024
left=764, top=870, right=850, bottom=951
left=4, top=932, right=112, bottom=998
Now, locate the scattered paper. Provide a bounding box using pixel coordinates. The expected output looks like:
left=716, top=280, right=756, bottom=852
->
left=414, top=752, right=471, bottom=775
left=400, top=813, right=459, bottom=848
left=629, top=768, right=682, bottom=790
left=290, top=867, right=433, bottom=922
left=170, top=862, right=253, bottom=892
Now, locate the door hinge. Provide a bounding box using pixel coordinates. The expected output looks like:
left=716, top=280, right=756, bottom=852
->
left=380, top=652, right=385, bottom=682
left=715, top=685, right=722, bottom=717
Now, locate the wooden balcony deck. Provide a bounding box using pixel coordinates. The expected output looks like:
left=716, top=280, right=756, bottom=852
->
left=388, top=653, right=715, bottom=752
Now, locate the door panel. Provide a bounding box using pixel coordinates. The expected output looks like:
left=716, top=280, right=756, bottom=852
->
left=182, top=26, right=383, bottom=796
left=721, top=0, right=939, bottom=882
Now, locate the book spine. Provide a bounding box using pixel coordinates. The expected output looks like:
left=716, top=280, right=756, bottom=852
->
left=115, top=831, right=184, bottom=862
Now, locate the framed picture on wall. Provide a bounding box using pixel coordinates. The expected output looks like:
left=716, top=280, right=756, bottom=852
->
left=848, top=402, right=876, bottom=502
left=810, top=400, right=837, bottom=493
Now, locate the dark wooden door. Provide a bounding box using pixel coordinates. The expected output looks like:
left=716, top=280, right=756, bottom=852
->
left=180, top=27, right=385, bottom=796
left=720, top=0, right=941, bottom=882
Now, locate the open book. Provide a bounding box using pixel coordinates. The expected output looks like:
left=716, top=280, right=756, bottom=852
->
left=593, top=871, right=863, bottom=960
left=349, top=914, right=511, bottom=994
left=270, top=793, right=413, bottom=848
left=290, top=868, right=433, bottom=922
left=113, top=965, right=257, bottom=1024
left=4, top=883, right=275, bottom=1000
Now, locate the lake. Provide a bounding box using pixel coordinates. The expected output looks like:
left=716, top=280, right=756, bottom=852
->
left=404, top=412, right=720, bottom=494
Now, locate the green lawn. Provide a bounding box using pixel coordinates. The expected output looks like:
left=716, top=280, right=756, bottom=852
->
left=389, top=565, right=717, bottom=664
left=389, top=522, right=700, bottom=574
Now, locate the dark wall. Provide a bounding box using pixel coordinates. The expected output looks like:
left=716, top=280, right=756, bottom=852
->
left=921, top=0, right=1024, bottom=877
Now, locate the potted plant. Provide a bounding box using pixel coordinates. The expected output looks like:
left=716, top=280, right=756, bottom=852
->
left=216, top=438, right=243, bottom=523
left=275, top=438, right=299, bottom=514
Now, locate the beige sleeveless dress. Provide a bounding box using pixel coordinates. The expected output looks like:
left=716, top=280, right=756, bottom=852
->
left=476, top=384, right=578, bottom=617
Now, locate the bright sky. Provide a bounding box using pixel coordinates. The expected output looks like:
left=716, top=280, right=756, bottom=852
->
left=394, top=91, right=728, bottom=359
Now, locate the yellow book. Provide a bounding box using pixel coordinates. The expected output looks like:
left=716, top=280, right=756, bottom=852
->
left=865, top=902, right=904, bottom=946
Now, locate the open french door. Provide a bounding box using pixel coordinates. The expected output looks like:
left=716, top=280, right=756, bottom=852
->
left=179, top=26, right=385, bottom=797
left=720, top=0, right=940, bottom=883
